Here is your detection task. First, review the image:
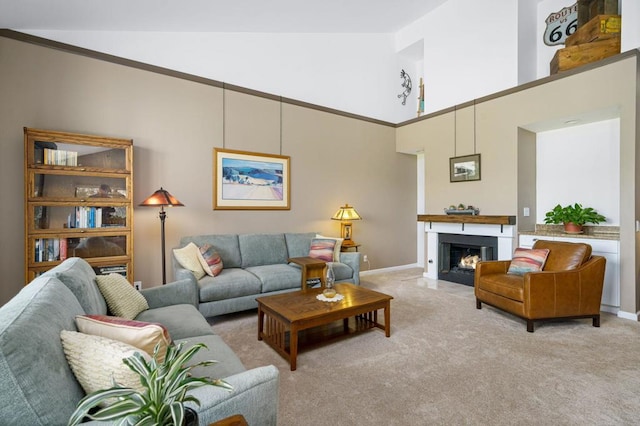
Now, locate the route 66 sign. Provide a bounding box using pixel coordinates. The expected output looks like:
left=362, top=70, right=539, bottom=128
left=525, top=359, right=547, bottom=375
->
left=544, top=2, right=578, bottom=46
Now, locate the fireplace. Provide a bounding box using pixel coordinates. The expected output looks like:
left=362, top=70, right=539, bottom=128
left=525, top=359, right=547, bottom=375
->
left=438, top=234, right=498, bottom=286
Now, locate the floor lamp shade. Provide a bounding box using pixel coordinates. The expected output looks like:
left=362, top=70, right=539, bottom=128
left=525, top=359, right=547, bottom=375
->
left=139, top=187, right=184, bottom=284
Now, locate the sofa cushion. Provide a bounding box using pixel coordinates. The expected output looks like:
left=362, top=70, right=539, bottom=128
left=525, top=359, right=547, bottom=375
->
left=42, top=256, right=107, bottom=315
left=177, top=334, right=246, bottom=380
left=75, top=315, right=172, bottom=362
left=239, top=233, right=288, bottom=268
left=181, top=234, right=242, bottom=269
left=135, top=304, right=215, bottom=340
left=246, top=264, right=301, bottom=292
left=174, top=242, right=207, bottom=280
left=0, top=277, right=86, bottom=425
left=309, top=238, right=337, bottom=262
left=60, top=330, right=149, bottom=396
left=507, top=248, right=550, bottom=276
left=198, top=244, right=224, bottom=276
left=198, top=268, right=263, bottom=303
left=477, top=273, right=525, bottom=302
left=284, top=232, right=316, bottom=258
left=95, top=273, right=149, bottom=319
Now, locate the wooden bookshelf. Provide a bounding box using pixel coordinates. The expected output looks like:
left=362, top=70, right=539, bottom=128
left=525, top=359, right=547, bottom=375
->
left=24, top=127, right=134, bottom=283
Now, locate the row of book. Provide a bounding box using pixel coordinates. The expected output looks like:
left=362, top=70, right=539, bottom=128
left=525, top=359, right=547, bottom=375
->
left=35, top=238, right=67, bottom=262
left=42, top=147, right=78, bottom=166
left=94, top=265, right=127, bottom=277
left=306, top=278, right=322, bottom=288
left=69, top=207, right=103, bottom=229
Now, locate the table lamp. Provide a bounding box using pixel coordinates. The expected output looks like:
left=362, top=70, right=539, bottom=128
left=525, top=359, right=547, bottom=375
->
left=331, top=204, right=362, bottom=246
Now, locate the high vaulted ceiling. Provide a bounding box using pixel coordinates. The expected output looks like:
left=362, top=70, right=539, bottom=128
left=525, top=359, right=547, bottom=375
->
left=0, top=0, right=448, bottom=33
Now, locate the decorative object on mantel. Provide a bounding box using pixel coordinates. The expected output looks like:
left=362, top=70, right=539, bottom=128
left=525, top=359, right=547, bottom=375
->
left=543, top=203, right=606, bottom=234
left=445, top=204, right=480, bottom=215
left=397, top=69, right=412, bottom=105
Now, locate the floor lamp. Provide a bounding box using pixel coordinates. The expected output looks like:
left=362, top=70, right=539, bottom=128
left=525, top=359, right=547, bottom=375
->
left=140, top=187, right=184, bottom=284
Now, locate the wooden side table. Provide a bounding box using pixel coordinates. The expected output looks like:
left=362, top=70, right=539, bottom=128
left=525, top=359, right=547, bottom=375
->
left=340, top=241, right=361, bottom=252
left=210, top=414, right=248, bottom=426
left=288, top=256, right=326, bottom=289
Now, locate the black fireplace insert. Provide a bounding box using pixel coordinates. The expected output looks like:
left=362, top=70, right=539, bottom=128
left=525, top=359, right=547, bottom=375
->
left=438, top=233, right=498, bottom=286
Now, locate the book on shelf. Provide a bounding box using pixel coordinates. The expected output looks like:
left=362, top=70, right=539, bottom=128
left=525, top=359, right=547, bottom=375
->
left=59, top=238, right=68, bottom=261
left=43, top=147, right=77, bottom=166
left=35, top=238, right=61, bottom=262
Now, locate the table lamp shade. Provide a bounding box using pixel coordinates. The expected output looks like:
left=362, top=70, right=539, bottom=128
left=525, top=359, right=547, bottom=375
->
left=331, top=204, right=362, bottom=221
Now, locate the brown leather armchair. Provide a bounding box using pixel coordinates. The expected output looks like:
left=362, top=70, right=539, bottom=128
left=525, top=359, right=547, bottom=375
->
left=475, top=240, right=606, bottom=332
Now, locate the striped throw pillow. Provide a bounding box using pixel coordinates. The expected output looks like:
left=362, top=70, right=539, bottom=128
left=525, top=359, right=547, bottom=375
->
left=507, top=248, right=550, bottom=276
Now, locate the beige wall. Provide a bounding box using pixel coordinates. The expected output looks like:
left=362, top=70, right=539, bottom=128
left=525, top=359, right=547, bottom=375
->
left=397, top=52, right=639, bottom=315
left=0, top=35, right=417, bottom=305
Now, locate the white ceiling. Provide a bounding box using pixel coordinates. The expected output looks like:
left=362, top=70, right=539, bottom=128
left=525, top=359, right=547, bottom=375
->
left=0, top=0, right=448, bottom=33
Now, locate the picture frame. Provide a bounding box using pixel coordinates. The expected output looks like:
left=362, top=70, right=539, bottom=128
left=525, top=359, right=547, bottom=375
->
left=213, top=148, right=290, bottom=210
left=449, top=154, right=481, bottom=182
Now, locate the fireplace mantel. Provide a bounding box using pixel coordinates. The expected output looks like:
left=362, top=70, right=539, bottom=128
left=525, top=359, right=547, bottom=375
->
left=417, top=215, right=516, bottom=225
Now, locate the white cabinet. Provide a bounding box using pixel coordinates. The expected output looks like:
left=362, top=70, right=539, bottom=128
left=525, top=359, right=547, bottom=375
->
left=518, top=234, right=620, bottom=309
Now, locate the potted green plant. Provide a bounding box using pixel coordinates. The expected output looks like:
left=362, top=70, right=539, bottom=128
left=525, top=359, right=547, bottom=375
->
left=543, top=203, right=606, bottom=233
left=68, top=342, right=232, bottom=426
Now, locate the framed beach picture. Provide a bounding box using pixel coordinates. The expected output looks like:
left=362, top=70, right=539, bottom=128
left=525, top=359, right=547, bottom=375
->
left=449, top=154, right=481, bottom=182
left=213, top=148, right=290, bottom=210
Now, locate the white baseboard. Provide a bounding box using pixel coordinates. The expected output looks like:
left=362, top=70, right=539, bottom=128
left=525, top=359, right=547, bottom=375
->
left=616, top=310, right=639, bottom=321
left=360, top=263, right=421, bottom=276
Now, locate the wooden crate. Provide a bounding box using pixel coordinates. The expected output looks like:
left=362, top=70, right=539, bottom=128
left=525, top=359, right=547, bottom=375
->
left=577, top=0, right=619, bottom=27
left=550, top=35, right=621, bottom=74
left=566, top=14, right=621, bottom=47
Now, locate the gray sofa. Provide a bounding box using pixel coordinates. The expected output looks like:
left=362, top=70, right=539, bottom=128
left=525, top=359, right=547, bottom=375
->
left=173, top=232, right=361, bottom=318
left=0, top=257, right=279, bottom=426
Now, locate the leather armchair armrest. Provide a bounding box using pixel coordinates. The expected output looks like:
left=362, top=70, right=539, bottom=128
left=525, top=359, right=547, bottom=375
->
left=524, top=256, right=606, bottom=318
left=475, top=260, right=510, bottom=277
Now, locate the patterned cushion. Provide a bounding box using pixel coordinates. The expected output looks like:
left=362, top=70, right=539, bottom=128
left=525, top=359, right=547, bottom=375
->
left=309, top=238, right=337, bottom=262
left=60, top=330, right=148, bottom=396
left=173, top=242, right=207, bottom=280
left=197, top=244, right=224, bottom=277
left=95, top=274, right=149, bottom=319
left=75, top=315, right=172, bottom=363
left=507, top=248, right=550, bottom=276
left=316, top=234, right=343, bottom=262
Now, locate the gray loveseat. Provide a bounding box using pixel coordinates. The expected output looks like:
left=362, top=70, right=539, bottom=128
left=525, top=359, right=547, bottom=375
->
left=173, top=232, right=361, bottom=318
left=0, top=257, right=279, bottom=425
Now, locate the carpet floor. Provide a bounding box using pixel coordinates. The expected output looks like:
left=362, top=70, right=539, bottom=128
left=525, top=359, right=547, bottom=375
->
left=211, top=268, right=640, bottom=425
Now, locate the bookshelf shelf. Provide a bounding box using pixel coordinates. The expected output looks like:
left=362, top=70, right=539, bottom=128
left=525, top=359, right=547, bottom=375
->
left=24, top=127, right=134, bottom=283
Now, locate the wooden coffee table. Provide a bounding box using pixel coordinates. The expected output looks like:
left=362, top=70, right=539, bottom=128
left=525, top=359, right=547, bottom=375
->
left=256, top=283, right=392, bottom=370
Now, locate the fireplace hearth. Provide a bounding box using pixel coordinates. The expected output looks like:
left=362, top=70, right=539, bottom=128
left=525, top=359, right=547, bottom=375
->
left=438, top=233, right=498, bottom=286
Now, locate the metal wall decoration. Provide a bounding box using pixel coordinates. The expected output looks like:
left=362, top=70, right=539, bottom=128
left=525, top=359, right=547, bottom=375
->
left=397, top=69, right=412, bottom=105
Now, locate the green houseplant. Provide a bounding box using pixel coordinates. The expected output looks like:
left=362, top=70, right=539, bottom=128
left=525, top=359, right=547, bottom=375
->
left=68, top=342, right=232, bottom=426
left=543, top=203, right=606, bottom=233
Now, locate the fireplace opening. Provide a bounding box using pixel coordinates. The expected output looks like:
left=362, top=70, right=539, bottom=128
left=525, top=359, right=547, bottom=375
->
left=438, top=234, right=498, bottom=286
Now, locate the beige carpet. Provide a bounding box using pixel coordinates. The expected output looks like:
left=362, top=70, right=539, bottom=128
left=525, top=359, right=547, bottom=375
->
left=211, top=268, right=640, bottom=425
